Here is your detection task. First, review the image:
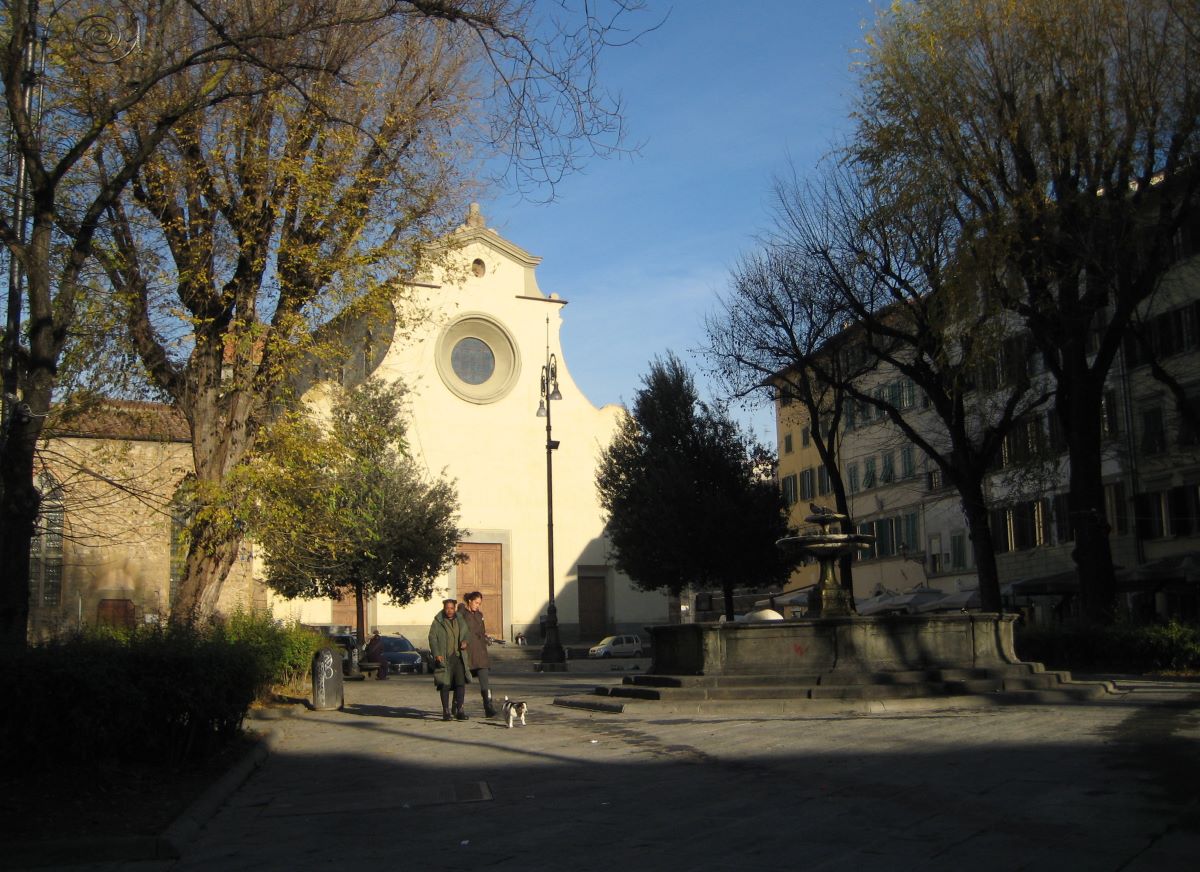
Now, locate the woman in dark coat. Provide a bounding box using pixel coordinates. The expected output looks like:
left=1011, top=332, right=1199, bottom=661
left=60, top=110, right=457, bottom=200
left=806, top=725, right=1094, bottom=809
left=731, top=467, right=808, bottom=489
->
left=460, top=591, right=497, bottom=717
left=428, top=599, right=471, bottom=720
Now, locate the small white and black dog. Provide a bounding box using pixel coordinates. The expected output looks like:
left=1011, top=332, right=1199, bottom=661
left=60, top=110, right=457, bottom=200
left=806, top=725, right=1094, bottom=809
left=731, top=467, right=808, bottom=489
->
left=502, top=696, right=528, bottom=729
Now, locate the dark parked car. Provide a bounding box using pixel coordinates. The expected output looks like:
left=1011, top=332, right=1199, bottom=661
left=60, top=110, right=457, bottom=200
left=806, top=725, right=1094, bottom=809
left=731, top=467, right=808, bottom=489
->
left=379, top=634, right=428, bottom=674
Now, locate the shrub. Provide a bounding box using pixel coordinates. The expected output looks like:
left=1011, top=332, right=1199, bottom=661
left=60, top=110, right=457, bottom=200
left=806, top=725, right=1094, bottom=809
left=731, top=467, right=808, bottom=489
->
left=0, top=615, right=323, bottom=777
left=216, top=608, right=325, bottom=695
left=1015, top=621, right=1200, bottom=673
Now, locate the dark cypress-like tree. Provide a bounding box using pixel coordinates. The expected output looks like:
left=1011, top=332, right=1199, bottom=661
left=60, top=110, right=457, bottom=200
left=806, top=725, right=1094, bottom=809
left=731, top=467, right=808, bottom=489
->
left=596, top=354, right=796, bottom=620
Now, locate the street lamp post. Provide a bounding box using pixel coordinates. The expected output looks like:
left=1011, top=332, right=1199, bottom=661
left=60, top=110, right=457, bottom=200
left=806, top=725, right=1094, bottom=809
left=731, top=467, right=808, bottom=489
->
left=537, top=342, right=566, bottom=665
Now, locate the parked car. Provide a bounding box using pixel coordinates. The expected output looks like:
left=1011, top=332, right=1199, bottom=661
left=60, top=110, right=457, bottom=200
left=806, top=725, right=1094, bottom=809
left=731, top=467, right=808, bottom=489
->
left=379, top=634, right=428, bottom=674
left=587, top=634, right=644, bottom=658
left=328, top=632, right=361, bottom=675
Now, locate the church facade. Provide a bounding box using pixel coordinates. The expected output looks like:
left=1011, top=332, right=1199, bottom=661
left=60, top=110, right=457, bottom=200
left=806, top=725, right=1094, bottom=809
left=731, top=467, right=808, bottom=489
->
left=267, top=205, right=668, bottom=643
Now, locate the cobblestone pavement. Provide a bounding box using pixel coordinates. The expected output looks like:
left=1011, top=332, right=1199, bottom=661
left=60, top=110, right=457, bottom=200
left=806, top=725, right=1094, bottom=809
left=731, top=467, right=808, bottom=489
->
left=37, top=673, right=1200, bottom=872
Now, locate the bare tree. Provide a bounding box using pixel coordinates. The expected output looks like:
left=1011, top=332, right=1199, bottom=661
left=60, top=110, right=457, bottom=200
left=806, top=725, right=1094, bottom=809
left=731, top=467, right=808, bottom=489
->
left=707, top=243, right=865, bottom=600
left=850, top=0, right=1200, bottom=622
left=735, top=163, right=1052, bottom=613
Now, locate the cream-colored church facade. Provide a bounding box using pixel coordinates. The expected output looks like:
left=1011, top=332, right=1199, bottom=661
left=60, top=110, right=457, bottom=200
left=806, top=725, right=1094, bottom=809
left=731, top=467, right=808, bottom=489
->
left=270, top=206, right=668, bottom=643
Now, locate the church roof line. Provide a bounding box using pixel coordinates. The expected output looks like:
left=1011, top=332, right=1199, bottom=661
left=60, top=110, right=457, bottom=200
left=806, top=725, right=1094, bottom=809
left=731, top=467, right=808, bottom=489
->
left=450, top=202, right=542, bottom=268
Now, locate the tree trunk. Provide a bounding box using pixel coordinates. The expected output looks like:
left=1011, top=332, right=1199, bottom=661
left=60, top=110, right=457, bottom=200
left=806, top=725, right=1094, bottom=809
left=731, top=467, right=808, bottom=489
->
left=959, top=477, right=1004, bottom=613
left=1057, top=374, right=1117, bottom=624
left=0, top=415, right=41, bottom=649
left=833, top=482, right=856, bottom=602
left=171, top=520, right=243, bottom=623
left=355, top=580, right=367, bottom=647
left=167, top=328, right=263, bottom=624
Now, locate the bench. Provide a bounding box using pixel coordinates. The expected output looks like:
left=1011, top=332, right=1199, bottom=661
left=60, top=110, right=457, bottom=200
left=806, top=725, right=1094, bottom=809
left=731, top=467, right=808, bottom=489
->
left=345, top=661, right=387, bottom=680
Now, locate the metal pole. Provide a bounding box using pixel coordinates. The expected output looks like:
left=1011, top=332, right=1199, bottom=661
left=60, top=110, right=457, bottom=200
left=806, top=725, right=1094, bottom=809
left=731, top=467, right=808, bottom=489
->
left=540, top=349, right=565, bottom=665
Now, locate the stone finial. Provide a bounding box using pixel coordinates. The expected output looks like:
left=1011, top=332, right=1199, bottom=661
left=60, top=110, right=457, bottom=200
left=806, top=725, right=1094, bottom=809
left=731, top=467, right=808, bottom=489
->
left=465, top=202, right=485, bottom=229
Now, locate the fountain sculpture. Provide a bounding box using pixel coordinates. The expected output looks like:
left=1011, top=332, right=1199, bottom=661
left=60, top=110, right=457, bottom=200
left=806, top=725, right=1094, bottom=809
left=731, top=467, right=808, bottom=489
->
left=774, top=504, right=874, bottom=617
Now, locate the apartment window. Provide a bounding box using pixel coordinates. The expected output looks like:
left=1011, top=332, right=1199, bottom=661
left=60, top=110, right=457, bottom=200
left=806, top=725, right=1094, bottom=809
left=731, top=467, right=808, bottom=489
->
left=899, top=512, right=919, bottom=552
left=990, top=507, right=1012, bottom=554
left=857, top=522, right=877, bottom=560
left=1052, top=493, right=1074, bottom=543
left=900, top=445, right=915, bottom=479
left=950, top=532, right=967, bottom=569
left=1167, top=485, right=1200, bottom=537
left=817, top=466, right=830, bottom=497
left=845, top=403, right=857, bottom=431
left=783, top=433, right=793, bottom=454
left=928, top=533, right=943, bottom=574
left=1141, top=407, right=1166, bottom=454
left=899, top=379, right=916, bottom=410
left=875, top=518, right=896, bottom=558
left=880, top=452, right=895, bottom=484
left=1011, top=499, right=1051, bottom=550
left=1135, top=492, right=1168, bottom=540
left=1002, top=417, right=1044, bottom=467
left=1100, top=390, right=1121, bottom=441
left=863, top=458, right=877, bottom=489
left=848, top=463, right=860, bottom=494
left=1046, top=409, right=1066, bottom=453
left=1001, top=335, right=1029, bottom=386
left=801, top=426, right=810, bottom=447
left=927, top=468, right=943, bottom=491
left=873, top=388, right=888, bottom=419
left=799, top=468, right=816, bottom=501
left=1178, top=398, right=1200, bottom=448
left=30, top=473, right=64, bottom=608
left=781, top=474, right=798, bottom=507
left=1104, top=481, right=1128, bottom=536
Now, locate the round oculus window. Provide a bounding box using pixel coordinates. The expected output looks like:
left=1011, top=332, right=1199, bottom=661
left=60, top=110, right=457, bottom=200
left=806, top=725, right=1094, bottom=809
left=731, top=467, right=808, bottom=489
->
left=450, top=337, right=495, bottom=385
left=435, top=315, right=520, bottom=404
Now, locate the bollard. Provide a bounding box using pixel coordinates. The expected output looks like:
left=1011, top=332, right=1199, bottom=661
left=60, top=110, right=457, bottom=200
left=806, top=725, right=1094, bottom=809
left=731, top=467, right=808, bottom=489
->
left=312, top=646, right=345, bottom=711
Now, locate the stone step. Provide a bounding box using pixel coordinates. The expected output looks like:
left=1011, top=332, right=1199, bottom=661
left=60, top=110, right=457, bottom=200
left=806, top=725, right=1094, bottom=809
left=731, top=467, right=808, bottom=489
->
left=566, top=662, right=1121, bottom=712
left=622, top=667, right=1037, bottom=689
left=603, top=680, right=993, bottom=702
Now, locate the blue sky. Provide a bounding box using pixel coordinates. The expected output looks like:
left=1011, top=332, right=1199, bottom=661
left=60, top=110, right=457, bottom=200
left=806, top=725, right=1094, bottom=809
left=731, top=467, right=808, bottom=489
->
left=483, top=1, right=879, bottom=444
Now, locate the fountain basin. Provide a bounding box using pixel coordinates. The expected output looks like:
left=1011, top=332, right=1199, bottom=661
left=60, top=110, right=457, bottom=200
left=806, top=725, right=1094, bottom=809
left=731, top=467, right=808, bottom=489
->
left=776, top=534, right=875, bottom=559
left=646, top=613, right=1020, bottom=676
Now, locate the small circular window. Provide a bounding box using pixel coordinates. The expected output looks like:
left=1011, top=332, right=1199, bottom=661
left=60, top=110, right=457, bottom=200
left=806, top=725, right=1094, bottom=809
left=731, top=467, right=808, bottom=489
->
left=436, top=315, right=520, bottom=404
left=451, top=337, right=495, bottom=385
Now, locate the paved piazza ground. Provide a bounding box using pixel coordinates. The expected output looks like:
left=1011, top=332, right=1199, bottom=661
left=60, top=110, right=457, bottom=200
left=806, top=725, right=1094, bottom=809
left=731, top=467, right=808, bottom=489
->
left=30, top=671, right=1200, bottom=872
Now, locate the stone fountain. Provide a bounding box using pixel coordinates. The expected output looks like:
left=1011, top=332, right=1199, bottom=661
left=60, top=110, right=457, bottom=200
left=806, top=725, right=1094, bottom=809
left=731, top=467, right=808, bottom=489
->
left=642, top=504, right=1023, bottom=677
left=558, top=505, right=1116, bottom=712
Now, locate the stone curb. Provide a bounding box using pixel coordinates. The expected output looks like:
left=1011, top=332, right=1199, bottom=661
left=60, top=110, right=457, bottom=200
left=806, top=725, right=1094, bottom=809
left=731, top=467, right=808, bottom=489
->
left=6, top=706, right=298, bottom=870
left=159, top=724, right=281, bottom=854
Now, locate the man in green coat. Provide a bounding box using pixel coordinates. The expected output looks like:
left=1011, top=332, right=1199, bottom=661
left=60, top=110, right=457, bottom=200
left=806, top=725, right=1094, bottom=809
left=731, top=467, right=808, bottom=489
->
left=428, top=598, right=472, bottom=721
